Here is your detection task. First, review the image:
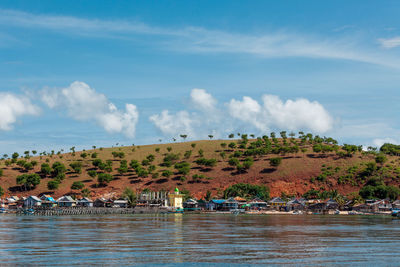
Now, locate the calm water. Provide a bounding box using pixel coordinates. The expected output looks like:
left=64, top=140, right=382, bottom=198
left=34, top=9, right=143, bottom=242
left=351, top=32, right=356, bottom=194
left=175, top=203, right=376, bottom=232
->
left=0, top=214, right=399, bottom=266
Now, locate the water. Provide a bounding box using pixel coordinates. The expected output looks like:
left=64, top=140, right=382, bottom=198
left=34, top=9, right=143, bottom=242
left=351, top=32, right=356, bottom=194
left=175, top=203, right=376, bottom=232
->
left=0, top=214, right=399, bottom=266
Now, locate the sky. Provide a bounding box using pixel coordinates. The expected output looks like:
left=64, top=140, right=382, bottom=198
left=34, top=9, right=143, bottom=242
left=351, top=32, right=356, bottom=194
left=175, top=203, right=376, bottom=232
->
left=1, top=0, right=400, bottom=155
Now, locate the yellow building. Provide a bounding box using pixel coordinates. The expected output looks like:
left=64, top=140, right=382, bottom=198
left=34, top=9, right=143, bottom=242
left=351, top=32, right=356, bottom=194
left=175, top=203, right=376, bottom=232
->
left=168, top=188, right=184, bottom=209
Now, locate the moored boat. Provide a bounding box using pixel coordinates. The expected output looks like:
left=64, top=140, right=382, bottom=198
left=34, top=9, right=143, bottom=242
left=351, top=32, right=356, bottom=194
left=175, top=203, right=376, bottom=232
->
left=391, top=209, right=400, bottom=217
left=168, top=208, right=184, bottom=214
left=23, top=208, right=35, bottom=215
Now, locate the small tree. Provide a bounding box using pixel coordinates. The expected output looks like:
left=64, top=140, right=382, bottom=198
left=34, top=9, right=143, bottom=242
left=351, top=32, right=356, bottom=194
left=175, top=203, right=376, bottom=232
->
left=205, top=190, right=212, bottom=201
left=81, top=188, right=91, bottom=197
left=88, top=170, right=97, bottom=178
left=269, top=157, right=282, bottom=167
left=98, top=173, right=113, bottom=186
left=184, top=150, right=192, bottom=159
left=162, top=170, right=173, bottom=178
left=375, top=154, right=387, bottom=165
left=123, top=187, right=137, bottom=207
left=47, top=180, right=60, bottom=190
left=17, top=173, right=41, bottom=191
left=52, top=162, right=66, bottom=178
left=228, top=157, right=240, bottom=166
left=69, top=162, right=82, bottom=174
left=71, top=181, right=85, bottom=190
left=0, top=186, right=4, bottom=198
left=12, top=152, right=19, bottom=163
left=208, top=135, right=214, bottom=139
left=228, top=142, right=236, bottom=149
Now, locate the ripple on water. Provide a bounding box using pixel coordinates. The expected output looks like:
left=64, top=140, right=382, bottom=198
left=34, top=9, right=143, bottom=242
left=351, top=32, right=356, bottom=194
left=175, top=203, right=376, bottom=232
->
left=0, top=214, right=400, bottom=265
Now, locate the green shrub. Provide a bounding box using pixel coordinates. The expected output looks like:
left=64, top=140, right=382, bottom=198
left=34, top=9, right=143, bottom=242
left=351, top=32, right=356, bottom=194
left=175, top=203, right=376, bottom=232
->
left=98, top=173, right=113, bottom=185
left=269, top=157, right=282, bottom=167
left=47, top=180, right=60, bottom=190
left=71, top=181, right=85, bottom=190
left=223, top=183, right=269, bottom=201
left=88, top=170, right=97, bottom=178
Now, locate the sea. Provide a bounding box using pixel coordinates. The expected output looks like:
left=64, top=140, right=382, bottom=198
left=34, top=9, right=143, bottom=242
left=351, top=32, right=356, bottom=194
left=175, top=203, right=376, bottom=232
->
left=0, top=214, right=399, bottom=266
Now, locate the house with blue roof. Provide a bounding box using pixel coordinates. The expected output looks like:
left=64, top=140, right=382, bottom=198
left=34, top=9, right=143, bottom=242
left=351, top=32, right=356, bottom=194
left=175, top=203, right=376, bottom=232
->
left=207, top=199, right=225, bottom=211
left=40, top=195, right=57, bottom=207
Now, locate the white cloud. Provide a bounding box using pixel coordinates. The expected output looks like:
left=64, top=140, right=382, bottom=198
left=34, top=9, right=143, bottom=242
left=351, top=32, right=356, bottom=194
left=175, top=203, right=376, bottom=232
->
left=190, top=88, right=217, bottom=111
left=372, top=138, right=399, bottom=149
left=0, top=92, right=40, bottom=130
left=228, top=96, right=266, bottom=132
left=261, top=95, right=333, bottom=133
left=149, top=110, right=194, bottom=137
left=227, top=95, right=333, bottom=133
left=1, top=9, right=400, bottom=68
left=41, top=81, right=139, bottom=138
left=378, top=37, right=400, bottom=49
left=150, top=88, right=334, bottom=139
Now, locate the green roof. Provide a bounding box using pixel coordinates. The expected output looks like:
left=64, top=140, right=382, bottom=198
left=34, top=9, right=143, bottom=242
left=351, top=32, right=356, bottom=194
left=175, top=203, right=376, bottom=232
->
left=174, top=188, right=179, bottom=192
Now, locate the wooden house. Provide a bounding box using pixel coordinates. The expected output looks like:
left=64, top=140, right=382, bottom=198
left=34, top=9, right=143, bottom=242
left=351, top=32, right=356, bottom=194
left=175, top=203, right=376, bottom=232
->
left=269, top=197, right=286, bottom=209
left=24, top=196, right=42, bottom=207
left=57, top=196, right=76, bottom=207
left=249, top=198, right=268, bottom=210
left=286, top=198, right=306, bottom=211
left=392, top=200, right=400, bottom=210
left=77, top=197, right=93, bottom=207
left=183, top=199, right=198, bottom=210
left=207, top=199, right=225, bottom=211
left=40, top=195, right=57, bottom=208
left=222, top=197, right=239, bottom=211
left=94, top=198, right=112, bottom=207
left=113, top=199, right=129, bottom=208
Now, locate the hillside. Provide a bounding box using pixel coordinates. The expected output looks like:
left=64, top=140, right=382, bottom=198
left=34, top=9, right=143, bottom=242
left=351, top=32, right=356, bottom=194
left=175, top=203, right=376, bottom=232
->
left=1, top=135, right=400, bottom=200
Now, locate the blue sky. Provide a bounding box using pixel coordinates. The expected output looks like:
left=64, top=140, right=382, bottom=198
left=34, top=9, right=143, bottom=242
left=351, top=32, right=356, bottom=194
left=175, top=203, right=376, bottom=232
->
left=1, top=0, right=400, bottom=155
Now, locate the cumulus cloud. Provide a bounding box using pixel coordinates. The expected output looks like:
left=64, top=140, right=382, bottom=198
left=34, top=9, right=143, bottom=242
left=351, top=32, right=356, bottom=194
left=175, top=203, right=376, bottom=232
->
left=41, top=81, right=139, bottom=138
left=0, top=92, right=40, bottom=130
left=378, top=37, right=400, bottom=49
left=149, top=110, right=194, bottom=137
left=262, top=95, right=333, bottom=132
left=190, top=88, right=217, bottom=111
left=150, top=88, right=334, bottom=139
left=228, top=96, right=266, bottom=131
left=228, top=95, right=333, bottom=133
left=372, top=138, right=399, bottom=149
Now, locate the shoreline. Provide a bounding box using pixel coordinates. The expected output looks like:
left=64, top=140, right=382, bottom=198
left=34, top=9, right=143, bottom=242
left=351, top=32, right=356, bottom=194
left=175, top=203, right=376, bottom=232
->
left=1, top=207, right=394, bottom=217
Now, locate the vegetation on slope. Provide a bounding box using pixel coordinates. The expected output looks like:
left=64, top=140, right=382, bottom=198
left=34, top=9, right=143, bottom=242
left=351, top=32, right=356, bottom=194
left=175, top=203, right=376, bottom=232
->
left=0, top=131, right=400, bottom=202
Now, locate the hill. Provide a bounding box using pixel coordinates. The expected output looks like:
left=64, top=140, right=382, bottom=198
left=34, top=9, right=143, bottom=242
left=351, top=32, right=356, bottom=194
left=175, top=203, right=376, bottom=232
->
left=1, top=134, right=400, bottom=201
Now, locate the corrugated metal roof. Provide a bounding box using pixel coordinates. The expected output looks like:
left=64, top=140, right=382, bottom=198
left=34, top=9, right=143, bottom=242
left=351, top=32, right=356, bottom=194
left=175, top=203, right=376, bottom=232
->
left=211, top=199, right=225, bottom=204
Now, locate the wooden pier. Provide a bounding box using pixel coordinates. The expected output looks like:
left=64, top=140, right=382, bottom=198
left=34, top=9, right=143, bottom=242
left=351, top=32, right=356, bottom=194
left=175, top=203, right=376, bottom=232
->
left=17, top=206, right=166, bottom=216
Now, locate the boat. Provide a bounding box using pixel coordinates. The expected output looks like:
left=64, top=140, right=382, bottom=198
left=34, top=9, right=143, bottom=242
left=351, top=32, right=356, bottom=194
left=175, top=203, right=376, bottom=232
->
left=391, top=209, right=400, bottom=217
left=293, top=210, right=303, bottom=215
left=230, top=209, right=245, bottom=215
left=23, top=208, right=35, bottom=215
left=0, top=208, right=6, bottom=214
left=168, top=208, right=184, bottom=214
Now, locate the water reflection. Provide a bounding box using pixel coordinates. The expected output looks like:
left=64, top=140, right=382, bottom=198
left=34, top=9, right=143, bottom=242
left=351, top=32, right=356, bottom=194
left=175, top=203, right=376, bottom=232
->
left=0, top=214, right=399, bottom=265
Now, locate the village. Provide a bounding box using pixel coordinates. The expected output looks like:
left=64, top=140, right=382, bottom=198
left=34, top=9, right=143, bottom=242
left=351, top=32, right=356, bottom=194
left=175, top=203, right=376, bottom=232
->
left=1, top=187, right=400, bottom=216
